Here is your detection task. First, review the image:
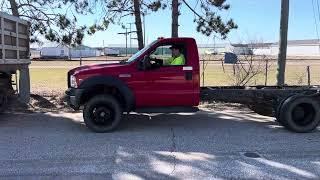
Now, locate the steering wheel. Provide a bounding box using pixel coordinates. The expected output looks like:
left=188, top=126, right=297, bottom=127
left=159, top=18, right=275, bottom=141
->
left=150, top=58, right=163, bottom=67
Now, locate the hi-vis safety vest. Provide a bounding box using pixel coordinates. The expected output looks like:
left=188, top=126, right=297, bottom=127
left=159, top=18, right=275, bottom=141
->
left=168, top=54, right=185, bottom=65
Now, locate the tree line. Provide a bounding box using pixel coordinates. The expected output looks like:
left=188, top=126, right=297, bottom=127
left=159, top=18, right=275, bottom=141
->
left=2, top=0, right=237, bottom=49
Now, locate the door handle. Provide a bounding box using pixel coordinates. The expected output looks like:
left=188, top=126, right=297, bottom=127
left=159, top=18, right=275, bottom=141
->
left=183, top=66, right=193, bottom=71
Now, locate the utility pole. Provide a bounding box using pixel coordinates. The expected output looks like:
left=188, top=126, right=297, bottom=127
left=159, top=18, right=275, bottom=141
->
left=118, top=28, right=128, bottom=56
left=277, top=0, right=289, bottom=86
left=143, top=14, right=146, bottom=46
left=103, top=40, right=107, bottom=60
left=142, top=12, right=150, bottom=46
left=118, top=28, right=137, bottom=57
left=128, top=23, right=135, bottom=55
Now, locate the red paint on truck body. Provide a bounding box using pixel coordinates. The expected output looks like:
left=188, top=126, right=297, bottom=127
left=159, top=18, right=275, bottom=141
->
left=72, top=37, right=200, bottom=108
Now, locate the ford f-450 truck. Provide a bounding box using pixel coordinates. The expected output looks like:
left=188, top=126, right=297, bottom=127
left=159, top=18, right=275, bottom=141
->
left=66, top=37, right=320, bottom=133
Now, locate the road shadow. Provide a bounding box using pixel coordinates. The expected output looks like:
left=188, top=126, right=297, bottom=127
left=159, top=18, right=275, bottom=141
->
left=120, top=110, right=278, bottom=132
left=0, top=110, right=319, bottom=179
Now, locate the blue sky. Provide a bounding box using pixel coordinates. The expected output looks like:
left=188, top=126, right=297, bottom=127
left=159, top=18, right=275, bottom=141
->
left=77, top=0, right=319, bottom=47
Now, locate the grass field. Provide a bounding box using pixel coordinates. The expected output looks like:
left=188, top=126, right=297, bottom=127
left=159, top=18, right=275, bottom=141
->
left=29, top=59, right=320, bottom=94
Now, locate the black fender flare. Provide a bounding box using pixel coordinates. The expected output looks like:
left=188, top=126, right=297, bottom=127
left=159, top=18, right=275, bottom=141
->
left=79, top=76, right=135, bottom=111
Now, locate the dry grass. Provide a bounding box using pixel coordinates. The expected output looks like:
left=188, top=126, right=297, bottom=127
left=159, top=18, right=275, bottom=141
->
left=29, top=58, right=320, bottom=94
left=201, top=61, right=320, bottom=86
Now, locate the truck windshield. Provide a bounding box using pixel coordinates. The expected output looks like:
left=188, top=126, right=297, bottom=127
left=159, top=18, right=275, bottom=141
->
left=126, top=40, right=158, bottom=63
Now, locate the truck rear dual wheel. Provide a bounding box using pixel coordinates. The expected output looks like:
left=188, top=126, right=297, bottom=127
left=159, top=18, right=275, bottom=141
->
left=278, top=95, right=320, bottom=133
left=83, top=95, right=123, bottom=133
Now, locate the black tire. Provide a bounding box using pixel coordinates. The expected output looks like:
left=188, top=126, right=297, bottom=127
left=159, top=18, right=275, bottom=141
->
left=83, top=95, right=123, bottom=133
left=275, top=94, right=299, bottom=124
left=279, top=95, right=320, bottom=133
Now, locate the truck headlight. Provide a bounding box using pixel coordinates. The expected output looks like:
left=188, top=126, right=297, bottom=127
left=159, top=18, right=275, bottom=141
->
left=70, top=75, right=78, bottom=88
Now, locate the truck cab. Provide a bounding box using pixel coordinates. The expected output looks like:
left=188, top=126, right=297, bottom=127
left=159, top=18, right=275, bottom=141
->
left=66, top=37, right=200, bottom=132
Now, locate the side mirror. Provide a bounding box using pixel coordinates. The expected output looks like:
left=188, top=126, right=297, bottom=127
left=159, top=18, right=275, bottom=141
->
left=138, top=55, right=148, bottom=70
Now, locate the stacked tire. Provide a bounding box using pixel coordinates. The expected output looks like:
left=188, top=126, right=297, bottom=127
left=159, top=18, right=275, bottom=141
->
left=277, top=95, right=320, bottom=133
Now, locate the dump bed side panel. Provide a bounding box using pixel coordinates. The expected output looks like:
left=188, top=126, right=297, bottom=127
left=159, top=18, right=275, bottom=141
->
left=0, top=12, right=30, bottom=65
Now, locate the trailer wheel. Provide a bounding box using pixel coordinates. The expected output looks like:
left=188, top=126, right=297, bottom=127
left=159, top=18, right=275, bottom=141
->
left=83, top=95, right=123, bottom=133
left=279, top=95, right=320, bottom=133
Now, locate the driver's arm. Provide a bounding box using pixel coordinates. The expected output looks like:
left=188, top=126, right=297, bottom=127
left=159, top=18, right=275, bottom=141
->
left=164, top=57, right=174, bottom=66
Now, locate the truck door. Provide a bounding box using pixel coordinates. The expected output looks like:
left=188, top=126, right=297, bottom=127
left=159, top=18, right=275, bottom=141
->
left=143, top=43, right=195, bottom=107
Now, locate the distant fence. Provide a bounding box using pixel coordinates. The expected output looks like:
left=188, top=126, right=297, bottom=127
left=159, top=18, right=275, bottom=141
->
left=29, top=56, right=320, bottom=91
left=200, top=58, right=320, bottom=87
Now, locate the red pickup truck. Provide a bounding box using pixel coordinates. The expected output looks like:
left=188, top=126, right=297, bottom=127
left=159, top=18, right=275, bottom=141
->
left=66, top=37, right=320, bottom=133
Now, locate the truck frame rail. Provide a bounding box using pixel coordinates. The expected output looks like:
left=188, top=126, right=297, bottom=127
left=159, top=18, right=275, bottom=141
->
left=201, top=86, right=320, bottom=116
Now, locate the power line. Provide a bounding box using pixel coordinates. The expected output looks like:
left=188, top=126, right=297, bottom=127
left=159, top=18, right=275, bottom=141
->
left=182, top=0, right=203, bottom=20
left=312, top=0, right=320, bottom=41
left=316, top=0, right=320, bottom=21
left=193, top=0, right=200, bottom=19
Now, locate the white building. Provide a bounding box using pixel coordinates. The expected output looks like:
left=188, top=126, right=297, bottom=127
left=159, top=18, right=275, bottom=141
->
left=198, top=39, right=320, bottom=56
left=40, top=46, right=69, bottom=59
left=70, top=45, right=100, bottom=58
left=103, top=48, right=120, bottom=56
left=30, top=48, right=41, bottom=59
left=273, top=40, right=320, bottom=56
left=245, top=39, right=320, bottom=56
left=38, top=45, right=101, bottom=59
left=231, top=44, right=253, bottom=55
left=197, top=43, right=232, bottom=55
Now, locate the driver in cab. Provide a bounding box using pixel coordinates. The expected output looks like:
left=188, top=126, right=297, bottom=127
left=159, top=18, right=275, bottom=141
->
left=147, top=44, right=185, bottom=68
left=167, top=45, right=185, bottom=66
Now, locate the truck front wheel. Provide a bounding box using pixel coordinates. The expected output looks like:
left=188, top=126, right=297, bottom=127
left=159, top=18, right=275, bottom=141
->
left=83, top=95, right=123, bottom=133
left=279, top=95, right=320, bottom=133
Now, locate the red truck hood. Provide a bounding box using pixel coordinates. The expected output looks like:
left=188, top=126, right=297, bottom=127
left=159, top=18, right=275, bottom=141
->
left=69, top=62, right=128, bottom=75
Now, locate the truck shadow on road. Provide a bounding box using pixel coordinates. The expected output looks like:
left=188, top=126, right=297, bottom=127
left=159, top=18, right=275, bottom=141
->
left=1, top=109, right=319, bottom=134
left=0, top=110, right=319, bottom=179
left=120, top=110, right=284, bottom=133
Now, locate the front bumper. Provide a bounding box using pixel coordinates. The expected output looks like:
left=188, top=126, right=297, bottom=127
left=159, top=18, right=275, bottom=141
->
left=65, top=88, right=84, bottom=110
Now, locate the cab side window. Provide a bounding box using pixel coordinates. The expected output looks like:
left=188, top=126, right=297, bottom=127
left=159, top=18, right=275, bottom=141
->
left=149, top=45, right=172, bottom=66
left=149, top=44, right=186, bottom=68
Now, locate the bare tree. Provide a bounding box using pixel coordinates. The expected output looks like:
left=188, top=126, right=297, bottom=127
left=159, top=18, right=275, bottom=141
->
left=172, top=0, right=237, bottom=39
left=227, top=42, right=272, bottom=86
left=133, top=0, right=144, bottom=50
left=102, top=0, right=166, bottom=50
left=8, top=0, right=19, bottom=16
left=171, top=0, right=179, bottom=37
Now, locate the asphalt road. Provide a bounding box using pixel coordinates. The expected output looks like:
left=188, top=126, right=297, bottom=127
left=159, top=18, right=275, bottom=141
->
left=0, top=108, right=320, bottom=179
